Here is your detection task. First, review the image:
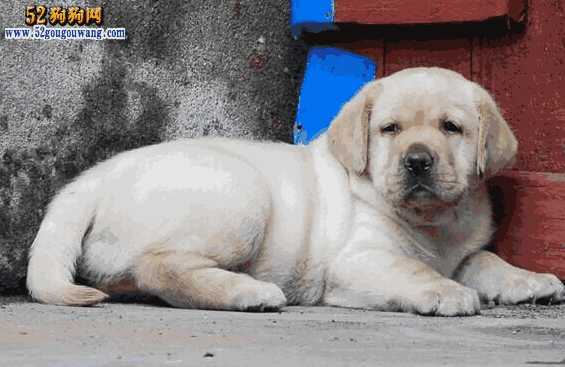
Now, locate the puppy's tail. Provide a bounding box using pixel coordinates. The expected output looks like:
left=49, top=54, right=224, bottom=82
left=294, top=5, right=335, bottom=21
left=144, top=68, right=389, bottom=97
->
left=26, top=172, right=109, bottom=306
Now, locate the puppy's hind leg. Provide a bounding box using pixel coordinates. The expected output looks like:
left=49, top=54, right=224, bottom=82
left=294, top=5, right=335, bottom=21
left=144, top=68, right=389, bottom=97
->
left=133, top=249, right=287, bottom=311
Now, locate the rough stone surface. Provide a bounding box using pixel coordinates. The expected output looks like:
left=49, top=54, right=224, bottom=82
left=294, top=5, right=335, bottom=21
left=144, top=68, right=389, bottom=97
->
left=0, top=0, right=306, bottom=293
left=1, top=299, right=565, bottom=366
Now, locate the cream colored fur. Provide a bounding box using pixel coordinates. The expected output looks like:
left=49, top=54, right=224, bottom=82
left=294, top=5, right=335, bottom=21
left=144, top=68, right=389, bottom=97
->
left=27, top=67, right=564, bottom=315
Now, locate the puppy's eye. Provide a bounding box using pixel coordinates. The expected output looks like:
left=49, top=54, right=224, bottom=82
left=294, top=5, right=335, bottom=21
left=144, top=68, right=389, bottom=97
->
left=441, top=120, right=463, bottom=134
left=380, top=123, right=401, bottom=135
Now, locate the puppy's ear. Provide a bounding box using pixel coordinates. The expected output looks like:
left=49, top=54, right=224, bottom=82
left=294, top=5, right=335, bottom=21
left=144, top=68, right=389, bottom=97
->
left=328, top=82, right=380, bottom=175
left=475, top=85, right=518, bottom=178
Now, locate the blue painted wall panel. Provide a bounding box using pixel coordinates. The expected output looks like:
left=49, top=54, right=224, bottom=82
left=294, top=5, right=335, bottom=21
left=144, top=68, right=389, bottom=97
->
left=291, top=0, right=335, bottom=39
left=294, top=47, right=377, bottom=144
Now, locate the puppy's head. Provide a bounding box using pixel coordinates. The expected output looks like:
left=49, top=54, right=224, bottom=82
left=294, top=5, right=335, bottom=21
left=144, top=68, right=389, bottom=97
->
left=328, top=67, right=517, bottom=220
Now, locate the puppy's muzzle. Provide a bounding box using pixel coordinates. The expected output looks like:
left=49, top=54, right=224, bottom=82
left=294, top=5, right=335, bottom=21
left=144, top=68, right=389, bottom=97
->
left=403, top=144, right=434, bottom=177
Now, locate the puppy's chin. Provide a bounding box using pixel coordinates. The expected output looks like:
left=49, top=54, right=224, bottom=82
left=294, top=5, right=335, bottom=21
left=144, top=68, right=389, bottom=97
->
left=396, top=192, right=456, bottom=226
left=402, top=187, right=445, bottom=209
left=383, top=180, right=466, bottom=226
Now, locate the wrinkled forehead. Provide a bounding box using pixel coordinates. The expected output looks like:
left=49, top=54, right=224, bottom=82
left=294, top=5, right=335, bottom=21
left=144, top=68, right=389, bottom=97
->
left=371, top=71, right=478, bottom=124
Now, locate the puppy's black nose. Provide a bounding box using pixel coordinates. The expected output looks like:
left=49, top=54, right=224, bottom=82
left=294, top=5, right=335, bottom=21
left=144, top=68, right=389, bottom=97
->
left=404, top=144, right=434, bottom=175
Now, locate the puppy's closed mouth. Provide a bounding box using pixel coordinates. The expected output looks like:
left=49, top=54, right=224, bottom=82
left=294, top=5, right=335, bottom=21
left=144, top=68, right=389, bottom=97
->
left=405, top=183, right=437, bottom=200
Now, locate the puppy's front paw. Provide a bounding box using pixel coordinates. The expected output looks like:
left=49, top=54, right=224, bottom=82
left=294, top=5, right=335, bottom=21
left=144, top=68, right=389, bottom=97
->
left=230, top=281, right=287, bottom=312
left=410, top=281, right=480, bottom=316
left=483, top=271, right=565, bottom=305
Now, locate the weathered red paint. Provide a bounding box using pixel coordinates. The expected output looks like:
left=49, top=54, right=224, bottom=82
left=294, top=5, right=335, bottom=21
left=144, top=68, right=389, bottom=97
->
left=490, top=171, right=565, bottom=279
left=385, top=39, right=472, bottom=79
left=334, top=0, right=527, bottom=26
left=473, top=0, right=565, bottom=173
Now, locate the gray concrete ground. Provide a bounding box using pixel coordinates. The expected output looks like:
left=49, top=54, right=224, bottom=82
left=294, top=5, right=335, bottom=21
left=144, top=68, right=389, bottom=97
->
left=1, top=297, right=564, bottom=367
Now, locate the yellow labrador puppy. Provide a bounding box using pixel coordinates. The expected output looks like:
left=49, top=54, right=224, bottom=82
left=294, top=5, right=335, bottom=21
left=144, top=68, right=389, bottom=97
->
left=27, top=67, right=564, bottom=316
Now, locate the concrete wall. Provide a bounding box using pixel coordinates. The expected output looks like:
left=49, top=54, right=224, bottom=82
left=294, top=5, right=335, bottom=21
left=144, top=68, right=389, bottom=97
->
left=0, top=0, right=306, bottom=293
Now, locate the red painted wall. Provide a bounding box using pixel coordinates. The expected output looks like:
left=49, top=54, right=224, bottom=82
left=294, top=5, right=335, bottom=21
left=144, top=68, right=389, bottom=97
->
left=335, top=0, right=526, bottom=26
